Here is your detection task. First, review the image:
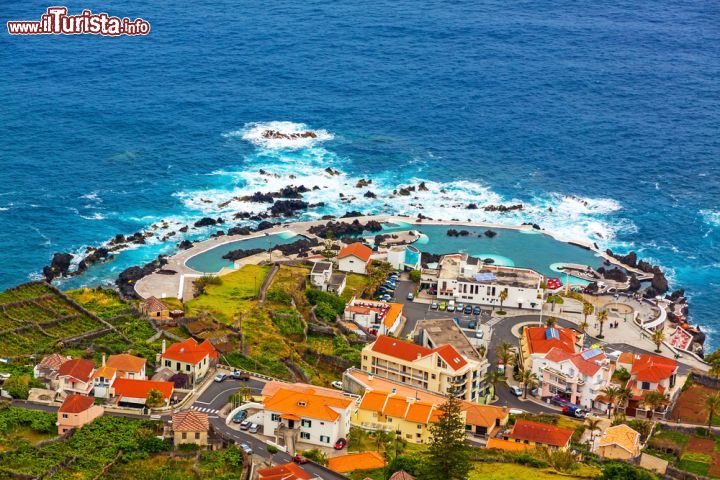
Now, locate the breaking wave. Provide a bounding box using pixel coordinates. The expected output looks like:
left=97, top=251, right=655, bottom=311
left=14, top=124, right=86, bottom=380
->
left=224, top=121, right=334, bottom=150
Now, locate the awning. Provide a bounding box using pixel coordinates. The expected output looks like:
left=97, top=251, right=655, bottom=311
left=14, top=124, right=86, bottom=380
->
left=280, top=413, right=301, bottom=421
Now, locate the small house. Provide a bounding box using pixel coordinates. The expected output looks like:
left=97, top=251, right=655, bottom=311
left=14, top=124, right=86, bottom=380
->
left=57, top=394, right=103, bottom=434
left=172, top=410, right=209, bottom=447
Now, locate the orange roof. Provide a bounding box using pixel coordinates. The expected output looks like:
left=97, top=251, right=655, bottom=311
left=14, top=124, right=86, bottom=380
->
left=462, top=404, right=509, bottom=428
left=508, top=420, right=573, bottom=447
left=627, top=353, right=677, bottom=383
left=359, top=390, right=390, bottom=412
left=487, top=438, right=533, bottom=452
left=113, top=378, right=174, bottom=400
left=59, top=394, right=96, bottom=414
left=597, top=424, right=640, bottom=454
left=347, top=369, right=448, bottom=404
left=338, top=242, right=372, bottom=262
left=370, top=335, right=468, bottom=371
left=141, top=296, right=168, bottom=312
left=92, top=365, right=117, bottom=380
left=172, top=410, right=209, bottom=432
left=328, top=451, right=386, bottom=473
left=617, top=352, right=635, bottom=365
left=544, top=347, right=607, bottom=377
left=161, top=338, right=218, bottom=364
left=524, top=327, right=580, bottom=355
left=258, top=462, right=314, bottom=480
left=264, top=387, right=353, bottom=422
left=57, top=358, right=95, bottom=383
left=405, top=402, right=434, bottom=423
left=383, top=302, right=404, bottom=329
left=280, top=413, right=301, bottom=421
left=106, top=354, right=146, bottom=374
left=261, top=381, right=345, bottom=399
left=383, top=396, right=410, bottom=418
left=38, top=353, right=70, bottom=372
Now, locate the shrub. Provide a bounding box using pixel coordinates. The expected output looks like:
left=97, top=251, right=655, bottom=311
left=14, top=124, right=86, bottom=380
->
left=389, top=454, right=422, bottom=476
left=315, top=302, right=339, bottom=322
left=302, top=448, right=328, bottom=465
left=267, top=444, right=279, bottom=455
left=267, top=287, right=293, bottom=305
left=408, top=269, right=421, bottom=283
left=3, top=375, right=31, bottom=399
left=600, top=462, right=658, bottom=480
left=194, top=275, right=222, bottom=295
left=306, top=289, right=345, bottom=315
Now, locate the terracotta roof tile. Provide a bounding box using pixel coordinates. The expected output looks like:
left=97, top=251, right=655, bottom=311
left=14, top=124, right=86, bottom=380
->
left=59, top=394, right=96, bottom=414
left=382, top=396, right=410, bottom=418
left=338, top=242, right=372, bottom=263
left=172, top=410, right=209, bottom=432
left=358, top=390, right=390, bottom=412
left=38, top=353, right=70, bottom=372
left=264, top=387, right=352, bottom=422
left=105, top=354, right=146, bottom=375
left=508, top=420, right=573, bottom=447
left=462, top=404, right=508, bottom=428
left=141, top=296, right=168, bottom=312
left=113, top=378, right=174, bottom=400
left=328, top=451, right=386, bottom=473
left=258, top=462, right=314, bottom=480
left=369, top=335, right=468, bottom=371
left=57, top=358, right=95, bottom=383
left=92, top=365, right=117, bottom=380
left=487, top=437, right=533, bottom=451
left=597, top=424, right=640, bottom=454
left=404, top=402, right=434, bottom=423
left=628, top=353, right=677, bottom=383
left=161, top=338, right=217, bottom=364
left=524, top=327, right=580, bottom=355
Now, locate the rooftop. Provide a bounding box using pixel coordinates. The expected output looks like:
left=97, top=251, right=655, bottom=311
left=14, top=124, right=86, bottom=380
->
left=524, top=327, right=581, bottom=356
left=369, top=335, right=469, bottom=371
left=597, top=424, right=640, bottom=454
left=59, top=394, right=96, bottom=414
left=172, top=410, right=209, bottom=432
left=338, top=242, right=372, bottom=262
left=113, top=378, right=174, bottom=400
left=346, top=299, right=403, bottom=329
left=328, top=451, right=386, bottom=473
left=263, top=387, right=353, bottom=422
left=507, top=419, right=574, bottom=447
left=257, top=462, right=315, bottom=480
left=619, top=352, right=678, bottom=383
left=310, top=261, right=332, bottom=274
left=141, top=296, right=169, bottom=312
left=57, top=358, right=95, bottom=383
left=415, top=318, right=482, bottom=361
left=161, top=338, right=218, bottom=364
left=105, top=353, right=146, bottom=374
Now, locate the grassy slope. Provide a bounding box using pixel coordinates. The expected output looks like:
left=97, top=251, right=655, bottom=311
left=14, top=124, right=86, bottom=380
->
left=470, top=462, right=593, bottom=480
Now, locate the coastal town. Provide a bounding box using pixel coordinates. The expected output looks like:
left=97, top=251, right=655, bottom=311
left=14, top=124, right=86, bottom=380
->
left=0, top=213, right=717, bottom=480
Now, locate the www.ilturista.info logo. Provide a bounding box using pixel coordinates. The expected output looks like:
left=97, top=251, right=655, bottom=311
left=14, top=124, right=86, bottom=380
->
left=7, top=7, right=150, bottom=36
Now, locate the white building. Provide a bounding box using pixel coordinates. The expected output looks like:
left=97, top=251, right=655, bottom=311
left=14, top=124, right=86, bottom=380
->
left=337, top=242, right=373, bottom=274
left=309, top=261, right=346, bottom=295
left=423, top=253, right=543, bottom=310
left=386, top=245, right=421, bottom=271
left=261, top=383, right=353, bottom=448
left=343, top=297, right=404, bottom=335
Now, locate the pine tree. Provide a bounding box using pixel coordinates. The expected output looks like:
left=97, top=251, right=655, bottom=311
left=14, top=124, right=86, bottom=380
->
left=420, top=397, right=470, bottom=480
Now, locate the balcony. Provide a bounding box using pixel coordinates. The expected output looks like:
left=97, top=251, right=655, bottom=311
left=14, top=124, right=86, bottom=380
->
left=449, top=376, right=468, bottom=385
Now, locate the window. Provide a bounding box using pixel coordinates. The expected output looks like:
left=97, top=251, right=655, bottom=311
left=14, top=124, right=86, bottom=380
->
left=320, top=435, right=330, bottom=443
left=165, top=360, right=171, bottom=367
left=300, top=432, right=310, bottom=440
left=431, top=374, right=436, bottom=380
left=417, top=424, right=422, bottom=429
left=186, top=365, right=191, bottom=372
left=176, top=362, right=180, bottom=370
left=62, top=414, right=68, bottom=419
left=182, top=432, right=187, bottom=439
left=641, top=381, right=650, bottom=390
left=301, top=419, right=312, bottom=428
left=195, top=432, right=200, bottom=439
left=271, top=414, right=280, bottom=422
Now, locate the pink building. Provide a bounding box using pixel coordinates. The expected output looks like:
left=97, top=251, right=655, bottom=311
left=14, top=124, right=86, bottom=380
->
left=57, top=394, right=104, bottom=434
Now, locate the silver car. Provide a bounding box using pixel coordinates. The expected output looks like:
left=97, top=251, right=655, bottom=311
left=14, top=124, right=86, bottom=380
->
left=248, top=423, right=259, bottom=434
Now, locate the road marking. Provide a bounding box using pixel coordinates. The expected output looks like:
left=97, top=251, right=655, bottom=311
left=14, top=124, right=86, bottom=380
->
left=192, top=406, right=219, bottom=414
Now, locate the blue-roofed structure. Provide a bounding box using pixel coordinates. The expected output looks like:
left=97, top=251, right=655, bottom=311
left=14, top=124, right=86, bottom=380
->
left=545, top=328, right=560, bottom=340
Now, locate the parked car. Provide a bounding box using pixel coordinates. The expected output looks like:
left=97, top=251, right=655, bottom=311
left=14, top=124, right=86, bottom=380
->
left=232, top=410, right=247, bottom=423
left=380, top=294, right=392, bottom=301
left=446, top=304, right=455, bottom=312
left=474, top=330, right=483, bottom=339
left=509, top=385, right=524, bottom=397
left=240, top=443, right=253, bottom=455
left=214, top=373, right=226, bottom=382
left=231, top=370, right=250, bottom=381
left=456, top=303, right=464, bottom=311
left=463, top=305, right=473, bottom=314
left=239, top=421, right=251, bottom=430
left=248, top=423, right=260, bottom=434
left=448, top=300, right=456, bottom=310
left=331, top=380, right=343, bottom=390
left=438, top=301, right=447, bottom=311
left=473, top=306, right=482, bottom=315
left=430, top=302, right=438, bottom=310
left=468, top=320, right=477, bottom=329
left=383, top=284, right=396, bottom=291
left=406, top=292, right=414, bottom=300
left=334, top=438, right=347, bottom=450
left=292, top=455, right=308, bottom=464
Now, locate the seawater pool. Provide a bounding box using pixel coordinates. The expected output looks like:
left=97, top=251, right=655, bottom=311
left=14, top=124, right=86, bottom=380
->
left=378, top=222, right=601, bottom=283
left=185, top=231, right=303, bottom=273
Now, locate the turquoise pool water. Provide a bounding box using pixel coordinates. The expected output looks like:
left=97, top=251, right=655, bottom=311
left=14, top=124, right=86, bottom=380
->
left=379, top=223, right=601, bottom=282
left=185, top=232, right=303, bottom=273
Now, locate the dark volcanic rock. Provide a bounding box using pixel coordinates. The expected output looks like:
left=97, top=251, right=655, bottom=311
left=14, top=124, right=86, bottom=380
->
left=227, top=226, right=253, bottom=236
left=177, top=240, right=194, bottom=250
left=651, top=269, right=669, bottom=294
left=256, top=221, right=276, bottom=231
left=418, top=182, right=428, bottom=192
left=484, top=230, right=497, bottom=238
left=309, top=219, right=381, bottom=239
left=76, top=248, right=111, bottom=273
left=597, top=267, right=628, bottom=283
left=109, top=234, right=126, bottom=245
left=466, top=203, right=478, bottom=210
left=484, top=204, right=523, bottom=212
left=605, top=249, right=638, bottom=268
left=222, top=248, right=265, bottom=262
left=628, top=274, right=641, bottom=292
left=194, top=217, right=218, bottom=228
left=243, top=192, right=275, bottom=203
left=269, top=199, right=309, bottom=216
left=43, top=253, right=74, bottom=281
left=116, top=255, right=168, bottom=298
left=341, top=211, right=363, bottom=218
left=447, top=229, right=470, bottom=237
left=364, top=191, right=377, bottom=199
left=356, top=179, right=371, bottom=188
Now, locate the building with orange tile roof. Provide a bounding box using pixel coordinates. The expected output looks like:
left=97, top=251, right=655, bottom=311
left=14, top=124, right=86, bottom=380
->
left=159, top=338, right=217, bottom=386
left=57, top=358, right=96, bottom=395
left=112, top=378, right=174, bottom=406
left=617, top=352, right=678, bottom=400
left=91, top=365, right=117, bottom=399
left=105, top=353, right=147, bottom=380
left=337, top=242, right=373, bottom=274
left=519, top=326, right=583, bottom=382
left=57, top=394, right=103, bottom=434
left=344, top=297, right=405, bottom=335
left=503, top=419, right=573, bottom=451
left=594, top=424, right=641, bottom=460
left=172, top=410, right=209, bottom=446
left=261, top=380, right=345, bottom=400
left=486, top=437, right=534, bottom=452
left=140, top=296, right=170, bottom=319
left=261, top=383, right=354, bottom=448
left=361, top=335, right=486, bottom=402
left=257, top=462, right=315, bottom=480
left=328, top=451, right=386, bottom=473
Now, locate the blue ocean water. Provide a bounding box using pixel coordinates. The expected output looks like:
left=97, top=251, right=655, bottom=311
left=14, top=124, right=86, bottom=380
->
left=1, top=2, right=719, bottom=344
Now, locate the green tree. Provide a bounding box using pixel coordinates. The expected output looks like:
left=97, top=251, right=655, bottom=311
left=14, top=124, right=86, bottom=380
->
left=641, top=391, right=667, bottom=418
left=547, top=295, right=564, bottom=312
left=320, top=233, right=337, bottom=261
left=597, top=309, right=609, bottom=339
left=546, top=316, right=557, bottom=328
left=514, top=368, right=538, bottom=399
left=582, top=302, right=594, bottom=324
left=145, top=388, right=165, bottom=408
left=706, top=394, right=720, bottom=432
left=420, top=397, right=470, bottom=480
left=301, top=448, right=328, bottom=465
left=408, top=269, right=421, bottom=283
left=709, top=359, right=720, bottom=379
left=601, top=385, right=620, bottom=418
left=3, top=375, right=30, bottom=400
left=651, top=329, right=665, bottom=353
left=495, top=342, right=515, bottom=379
left=498, top=289, right=509, bottom=312
left=486, top=370, right=504, bottom=400
left=579, top=320, right=589, bottom=333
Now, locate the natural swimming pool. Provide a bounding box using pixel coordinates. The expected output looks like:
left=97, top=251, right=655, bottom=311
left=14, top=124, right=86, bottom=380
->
left=185, top=231, right=303, bottom=273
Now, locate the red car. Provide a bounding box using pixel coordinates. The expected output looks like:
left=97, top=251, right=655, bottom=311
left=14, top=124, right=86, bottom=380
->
left=292, top=455, right=308, bottom=464
left=334, top=438, right=347, bottom=450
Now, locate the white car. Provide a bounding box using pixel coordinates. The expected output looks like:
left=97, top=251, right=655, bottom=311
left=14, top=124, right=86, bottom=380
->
left=406, top=292, right=414, bottom=300
left=509, top=385, right=523, bottom=396
left=240, top=443, right=253, bottom=454
left=214, top=373, right=226, bottom=382
left=331, top=380, right=343, bottom=390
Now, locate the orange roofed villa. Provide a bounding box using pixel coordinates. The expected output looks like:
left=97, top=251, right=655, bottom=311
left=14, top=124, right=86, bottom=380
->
left=361, top=335, right=488, bottom=402
left=343, top=297, right=405, bottom=336
left=502, top=419, right=574, bottom=451
left=158, top=338, right=217, bottom=386
left=337, top=242, right=373, bottom=274
left=616, top=352, right=679, bottom=418
left=57, top=394, right=103, bottom=435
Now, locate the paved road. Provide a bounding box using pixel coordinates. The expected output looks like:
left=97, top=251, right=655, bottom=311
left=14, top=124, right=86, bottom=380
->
left=192, top=377, right=347, bottom=480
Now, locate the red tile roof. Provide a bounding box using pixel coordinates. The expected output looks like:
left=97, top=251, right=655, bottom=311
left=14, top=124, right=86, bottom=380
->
left=57, top=358, right=95, bottom=383
left=328, top=451, right=386, bottom=473
left=38, top=353, right=70, bottom=372
left=113, top=378, right=174, bottom=400
left=172, top=410, right=209, bottom=432
left=257, top=462, right=314, bottom=480
left=370, top=335, right=468, bottom=371
left=105, top=354, right=146, bottom=375
left=338, top=242, right=372, bottom=262
left=524, top=327, right=580, bottom=355
left=141, top=296, right=169, bottom=312
left=161, top=338, right=218, bottom=364
left=544, top=347, right=607, bottom=377
left=59, top=394, right=95, bottom=414
left=508, top=420, right=573, bottom=447
left=627, top=353, right=678, bottom=383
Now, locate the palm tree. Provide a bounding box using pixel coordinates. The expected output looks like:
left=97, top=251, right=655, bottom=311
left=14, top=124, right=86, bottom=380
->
left=642, top=391, right=668, bottom=418
left=487, top=370, right=504, bottom=400
left=616, top=386, right=632, bottom=413
left=584, top=418, right=603, bottom=448
left=477, top=344, right=487, bottom=358
left=651, top=328, right=665, bottom=353
left=601, top=385, right=621, bottom=418
left=597, top=310, right=609, bottom=339
left=582, top=302, right=594, bottom=325
left=546, top=316, right=558, bottom=328
left=496, top=341, right=515, bottom=379
left=706, top=394, right=720, bottom=433
left=515, top=368, right=538, bottom=399
left=579, top=320, right=589, bottom=333
left=498, top=289, right=509, bottom=312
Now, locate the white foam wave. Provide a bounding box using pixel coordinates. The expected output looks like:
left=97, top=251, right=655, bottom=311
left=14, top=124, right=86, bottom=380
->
left=80, top=213, right=106, bottom=220
left=226, top=121, right=334, bottom=150
left=0, top=207, right=8, bottom=212
left=700, top=209, right=720, bottom=227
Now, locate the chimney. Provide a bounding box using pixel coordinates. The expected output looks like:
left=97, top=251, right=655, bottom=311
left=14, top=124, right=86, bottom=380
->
left=162, top=339, right=166, bottom=354
left=368, top=374, right=374, bottom=381
left=102, top=353, right=106, bottom=366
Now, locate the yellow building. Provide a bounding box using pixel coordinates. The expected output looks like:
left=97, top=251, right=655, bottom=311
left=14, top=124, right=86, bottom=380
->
left=594, top=424, right=641, bottom=460
left=172, top=410, right=209, bottom=447
left=360, top=336, right=486, bottom=402
left=140, top=296, right=170, bottom=320
left=159, top=338, right=218, bottom=386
